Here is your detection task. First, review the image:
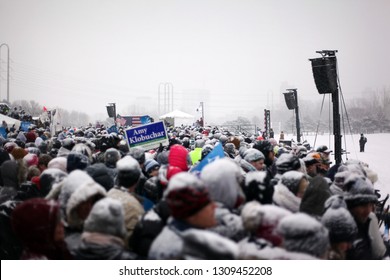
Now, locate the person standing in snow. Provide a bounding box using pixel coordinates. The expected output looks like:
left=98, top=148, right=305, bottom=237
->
left=359, top=133, right=367, bottom=152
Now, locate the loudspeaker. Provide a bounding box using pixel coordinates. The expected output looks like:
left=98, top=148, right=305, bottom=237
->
left=310, top=56, right=338, bottom=94
left=283, top=92, right=297, bottom=110
left=106, top=105, right=116, bottom=118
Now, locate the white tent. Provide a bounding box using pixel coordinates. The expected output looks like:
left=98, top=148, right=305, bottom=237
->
left=159, top=110, right=195, bottom=127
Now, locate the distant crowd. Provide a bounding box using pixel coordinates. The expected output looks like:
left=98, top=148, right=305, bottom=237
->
left=0, top=121, right=389, bottom=260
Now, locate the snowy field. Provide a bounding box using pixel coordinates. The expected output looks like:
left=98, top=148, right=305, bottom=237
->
left=282, top=133, right=390, bottom=206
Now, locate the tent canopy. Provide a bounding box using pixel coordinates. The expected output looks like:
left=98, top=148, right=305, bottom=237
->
left=159, top=110, right=194, bottom=119
left=159, top=110, right=195, bottom=127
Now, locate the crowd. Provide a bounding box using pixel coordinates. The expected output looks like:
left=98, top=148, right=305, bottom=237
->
left=0, top=122, right=389, bottom=260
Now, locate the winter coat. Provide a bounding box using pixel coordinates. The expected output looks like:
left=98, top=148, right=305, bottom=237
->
left=346, top=212, right=388, bottom=260
left=107, top=187, right=144, bottom=241
left=209, top=204, right=246, bottom=242
left=238, top=236, right=317, bottom=260
left=300, top=176, right=331, bottom=219
left=73, top=232, right=137, bottom=260
left=272, top=181, right=301, bottom=213
left=148, top=219, right=190, bottom=259
left=129, top=200, right=170, bottom=258
left=0, top=200, right=23, bottom=259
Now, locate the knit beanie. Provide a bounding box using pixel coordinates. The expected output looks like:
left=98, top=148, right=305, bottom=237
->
left=145, top=159, right=160, bottom=174
left=280, top=170, right=306, bottom=196
left=168, top=144, right=189, bottom=171
left=116, top=155, right=141, bottom=187
left=241, top=201, right=291, bottom=246
left=164, top=172, right=211, bottom=220
left=243, top=148, right=265, bottom=162
left=321, top=195, right=357, bottom=243
left=66, top=151, right=90, bottom=173
left=11, top=147, right=28, bottom=160
left=277, top=213, right=329, bottom=258
left=344, top=174, right=378, bottom=208
left=84, top=197, right=126, bottom=238
left=86, top=163, right=114, bottom=191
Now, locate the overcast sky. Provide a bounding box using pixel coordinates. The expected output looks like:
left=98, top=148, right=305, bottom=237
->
left=1, top=0, right=389, bottom=124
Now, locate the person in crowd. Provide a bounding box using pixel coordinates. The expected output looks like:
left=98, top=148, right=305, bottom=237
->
left=73, top=197, right=137, bottom=260
left=359, top=133, right=367, bottom=152
left=107, top=156, right=145, bottom=243
left=11, top=198, right=72, bottom=259
left=343, top=174, right=389, bottom=259
left=300, top=175, right=331, bottom=219
left=277, top=212, right=329, bottom=259
left=321, top=195, right=358, bottom=260
left=148, top=172, right=218, bottom=259
left=273, top=170, right=309, bottom=213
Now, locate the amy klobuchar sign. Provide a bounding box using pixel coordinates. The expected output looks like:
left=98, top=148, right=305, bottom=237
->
left=124, top=121, right=169, bottom=150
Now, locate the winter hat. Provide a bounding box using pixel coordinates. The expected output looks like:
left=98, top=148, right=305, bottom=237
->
left=11, top=198, right=60, bottom=247
left=145, top=159, right=160, bottom=174
left=4, top=141, right=17, bottom=154
left=164, top=172, right=211, bottom=220
left=128, top=147, right=146, bottom=165
left=277, top=213, right=329, bottom=258
left=84, top=197, right=126, bottom=238
left=280, top=170, right=306, bottom=196
left=224, top=143, right=236, bottom=157
left=181, top=228, right=238, bottom=260
left=316, top=145, right=332, bottom=154
left=66, top=180, right=107, bottom=228
left=39, top=168, right=68, bottom=197
left=47, top=157, right=67, bottom=173
left=72, top=143, right=93, bottom=163
left=275, top=153, right=301, bottom=174
left=86, top=163, right=114, bottom=191
left=23, top=153, right=39, bottom=167
left=168, top=144, right=189, bottom=171
left=116, top=155, right=141, bottom=187
left=201, top=144, right=214, bottom=160
left=241, top=201, right=291, bottom=246
left=104, top=148, right=121, bottom=168
left=321, top=195, right=357, bottom=243
left=156, top=151, right=169, bottom=165
left=11, top=147, right=28, bottom=160
left=332, top=170, right=352, bottom=190
left=194, top=139, right=205, bottom=148
left=303, top=152, right=321, bottom=166
left=243, top=148, right=265, bottom=162
left=343, top=174, right=377, bottom=208
left=201, top=158, right=243, bottom=209
left=244, top=171, right=273, bottom=204
left=58, top=170, right=95, bottom=220
left=66, top=151, right=90, bottom=173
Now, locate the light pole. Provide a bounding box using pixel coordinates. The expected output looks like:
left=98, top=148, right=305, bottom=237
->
left=0, top=43, right=10, bottom=103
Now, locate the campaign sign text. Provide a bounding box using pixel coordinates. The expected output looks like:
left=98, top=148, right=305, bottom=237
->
left=124, top=121, right=168, bottom=150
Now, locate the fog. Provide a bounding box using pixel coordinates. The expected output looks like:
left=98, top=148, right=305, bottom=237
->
left=1, top=0, right=389, bottom=124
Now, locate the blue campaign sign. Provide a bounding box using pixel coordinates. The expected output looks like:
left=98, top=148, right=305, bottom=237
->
left=20, top=122, right=31, bottom=132
left=124, top=121, right=168, bottom=150
left=190, top=143, right=225, bottom=173
left=0, top=127, right=7, bottom=138
left=107, top=125, right=118, bottom=134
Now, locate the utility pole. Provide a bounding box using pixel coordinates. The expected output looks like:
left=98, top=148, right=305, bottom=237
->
left=200, top=101, right=204, bottom=126
left=0, top=43, right=10, bottom=102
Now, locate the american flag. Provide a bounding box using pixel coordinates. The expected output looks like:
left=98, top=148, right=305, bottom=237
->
left=131, top=116, right=151, bottom=127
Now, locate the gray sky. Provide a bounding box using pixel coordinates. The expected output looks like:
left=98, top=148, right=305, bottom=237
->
left=1, top=0, right=389, bottom=124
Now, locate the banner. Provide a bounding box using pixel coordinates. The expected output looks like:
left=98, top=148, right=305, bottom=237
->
left=20, top=121, right=31, bottom=132
left=190, top=143, right=225, bottom=173
left=124, top=121, right=168, bottom=150
left=0, top=127, right=7, bottom=138
left=107, top=125, right=118, bottom=134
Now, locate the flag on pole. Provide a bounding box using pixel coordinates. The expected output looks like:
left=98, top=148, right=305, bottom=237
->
left=43, top=106, right=47, bottom=112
